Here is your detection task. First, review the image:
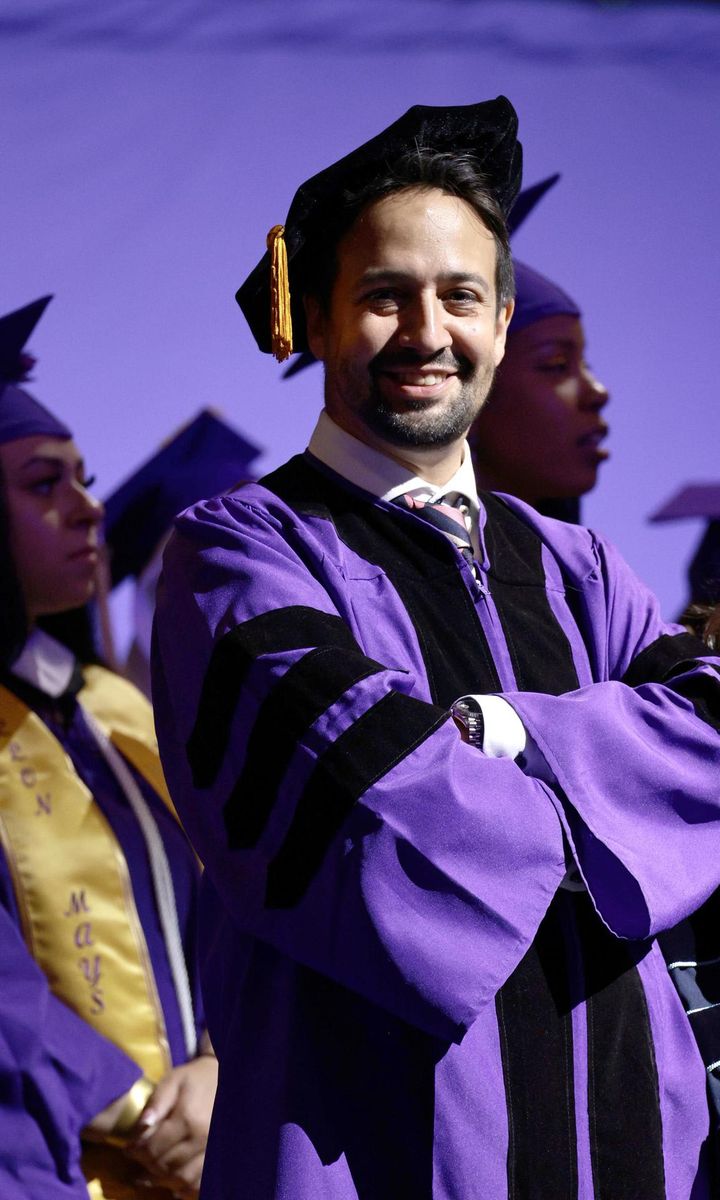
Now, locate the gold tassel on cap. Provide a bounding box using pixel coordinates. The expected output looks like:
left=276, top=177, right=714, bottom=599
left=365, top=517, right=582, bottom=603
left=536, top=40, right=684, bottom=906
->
left=266, top=224, right=293, bottom=362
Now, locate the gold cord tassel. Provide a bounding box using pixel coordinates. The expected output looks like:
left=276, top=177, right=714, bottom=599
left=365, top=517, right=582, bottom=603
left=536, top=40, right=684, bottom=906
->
left=266, top=224, right=293, bottom=362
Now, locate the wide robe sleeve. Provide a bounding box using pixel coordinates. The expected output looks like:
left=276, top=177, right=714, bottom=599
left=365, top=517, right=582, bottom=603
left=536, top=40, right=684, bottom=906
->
left=152, top=495, right=568, bottom=1043
left=504, top=530, right=720, bottom=941
left=0, top=893, right=141, bottom=1197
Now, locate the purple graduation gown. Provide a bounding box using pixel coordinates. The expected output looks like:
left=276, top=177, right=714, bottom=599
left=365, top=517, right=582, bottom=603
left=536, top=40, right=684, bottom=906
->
left=0, top=681, right=204, bottom=1199
left=152, top=453, right=720, bottom=1200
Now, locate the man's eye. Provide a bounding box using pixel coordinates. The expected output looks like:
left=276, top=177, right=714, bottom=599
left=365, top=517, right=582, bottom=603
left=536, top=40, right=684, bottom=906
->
left=365, top=289, right=400, bottom=306
left=445, top=290, right=478, bottom=304
left=81, top=474, right=96, bottom=490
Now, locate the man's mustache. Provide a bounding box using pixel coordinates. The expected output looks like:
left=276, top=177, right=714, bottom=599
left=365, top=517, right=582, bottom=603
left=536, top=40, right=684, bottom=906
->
left=370, top=350, right=468, bottom=373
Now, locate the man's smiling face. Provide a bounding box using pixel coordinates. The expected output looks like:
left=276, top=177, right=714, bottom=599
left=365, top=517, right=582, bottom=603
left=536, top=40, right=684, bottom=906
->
left=306, top=186, right=513, bottom=456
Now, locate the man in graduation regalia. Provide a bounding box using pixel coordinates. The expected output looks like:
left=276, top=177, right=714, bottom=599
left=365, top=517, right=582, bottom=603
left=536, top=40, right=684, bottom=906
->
left=152, top=98, right=720, bottom=1199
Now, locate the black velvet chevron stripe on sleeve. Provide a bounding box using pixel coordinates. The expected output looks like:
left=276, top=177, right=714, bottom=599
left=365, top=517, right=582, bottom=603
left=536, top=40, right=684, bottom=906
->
left=224, top=644, right=387, bottom=849
left=265, top=690, right=449, bottom=908
left=621, top=631, right=720, bottom=732
left=675, top=669, right=720, bottom=733
left=621, top=631, right=711, bottom=685
left=187, top=606, right=359, bottom=788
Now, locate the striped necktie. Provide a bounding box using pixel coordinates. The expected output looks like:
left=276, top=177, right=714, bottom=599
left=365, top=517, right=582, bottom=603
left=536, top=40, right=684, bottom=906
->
left=393, top=493, right=476, bottom=573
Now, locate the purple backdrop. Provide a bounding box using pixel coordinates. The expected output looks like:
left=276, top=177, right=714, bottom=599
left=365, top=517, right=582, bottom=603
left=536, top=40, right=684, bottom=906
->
left=2, top=1, right=719, bottom=640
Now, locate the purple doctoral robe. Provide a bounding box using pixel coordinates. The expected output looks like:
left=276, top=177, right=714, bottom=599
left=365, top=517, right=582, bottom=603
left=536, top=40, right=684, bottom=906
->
left=0, top=677, right=205, bottom=1199
left=152, top=452, right=720, bottom=1200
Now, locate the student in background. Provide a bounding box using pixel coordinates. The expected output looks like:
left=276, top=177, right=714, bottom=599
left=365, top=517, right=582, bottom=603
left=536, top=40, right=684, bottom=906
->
left=650, top=483, right=720, bottom=624
left=0, top=298, right=216, bottom=1199
left=103, top=410, right=260, bottom=697
left=468, top=254, right=610, bottom=523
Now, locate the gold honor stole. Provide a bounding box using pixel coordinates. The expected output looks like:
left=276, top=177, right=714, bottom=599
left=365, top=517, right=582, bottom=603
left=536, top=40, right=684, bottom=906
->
left=0, top=667, right=181, bottom=1199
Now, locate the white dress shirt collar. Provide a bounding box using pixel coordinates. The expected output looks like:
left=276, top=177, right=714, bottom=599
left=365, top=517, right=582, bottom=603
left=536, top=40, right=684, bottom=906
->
left=11, top=628, right=77, bottom=698
left=307, top=410, right=481, bottom=527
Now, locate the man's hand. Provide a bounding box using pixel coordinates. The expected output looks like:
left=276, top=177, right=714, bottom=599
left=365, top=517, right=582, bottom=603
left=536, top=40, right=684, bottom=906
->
left=127, top=1055, right=218, bottom=1197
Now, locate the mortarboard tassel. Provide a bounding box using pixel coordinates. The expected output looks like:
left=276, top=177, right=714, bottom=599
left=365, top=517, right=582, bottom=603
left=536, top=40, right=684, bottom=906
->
left=266, top=225, right=293, bottom=362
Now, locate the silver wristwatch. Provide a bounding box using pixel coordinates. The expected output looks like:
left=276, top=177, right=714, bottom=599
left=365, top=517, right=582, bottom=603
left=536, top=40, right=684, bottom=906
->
left=450, top=697, right=485, bottom=748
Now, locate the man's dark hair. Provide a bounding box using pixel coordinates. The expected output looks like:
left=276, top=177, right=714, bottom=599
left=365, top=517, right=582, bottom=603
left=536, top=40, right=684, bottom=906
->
left=303, top=147, right=515, bottom=314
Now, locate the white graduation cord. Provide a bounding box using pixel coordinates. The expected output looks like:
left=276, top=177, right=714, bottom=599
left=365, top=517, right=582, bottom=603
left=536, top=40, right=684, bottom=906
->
left=80, top=706, right=198, bottom=1060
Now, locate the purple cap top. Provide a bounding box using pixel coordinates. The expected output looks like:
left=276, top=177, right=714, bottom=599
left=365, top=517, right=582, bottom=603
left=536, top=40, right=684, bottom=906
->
left=649, top=484, right=720, bottom=523
left=104, top=407, right=261, bottom=584
left=0, top=296, right=72, bottom=446
left=0, top=383, right=72, bottom=447
left=509, top=260, right=581, bottom=336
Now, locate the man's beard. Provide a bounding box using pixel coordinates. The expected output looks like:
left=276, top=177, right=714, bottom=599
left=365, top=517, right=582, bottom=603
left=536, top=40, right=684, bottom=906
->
left=325, top=350, right=497, bottom=449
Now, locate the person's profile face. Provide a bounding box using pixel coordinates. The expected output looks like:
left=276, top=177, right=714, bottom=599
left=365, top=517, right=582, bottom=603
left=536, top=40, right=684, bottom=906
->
left=305, top=186, right=513, bottom=455
left=0, top=435, right=103, bottom=620
left=468, top=314, right=610, bottom=503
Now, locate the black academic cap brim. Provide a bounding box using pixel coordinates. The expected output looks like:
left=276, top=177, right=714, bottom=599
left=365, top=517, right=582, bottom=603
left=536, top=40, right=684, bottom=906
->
left=0, top=296, right=53, bottom=381
left=103, top=408, right=262, bottom=586
left=237, top=97, right=521, bottom=356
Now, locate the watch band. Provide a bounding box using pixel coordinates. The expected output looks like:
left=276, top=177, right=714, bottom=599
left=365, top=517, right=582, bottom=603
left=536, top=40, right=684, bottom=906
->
left=450, top=698, right=485, bottom=748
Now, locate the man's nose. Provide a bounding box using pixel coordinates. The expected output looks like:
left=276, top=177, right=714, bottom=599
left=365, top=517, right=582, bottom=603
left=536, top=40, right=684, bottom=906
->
left=397, top=295, right=452, bottom=356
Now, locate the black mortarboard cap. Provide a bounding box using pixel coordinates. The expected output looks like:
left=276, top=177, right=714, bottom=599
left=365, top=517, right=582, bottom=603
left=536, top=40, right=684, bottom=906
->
left=0, top=295, right=53, bottom=382
left=103, top=408, right=262, bottom=586
left=237, top=97, right=522, bottom=359
left=0, top=295, right=73, bottom=445
left=650, top=484, right=720, bottom=605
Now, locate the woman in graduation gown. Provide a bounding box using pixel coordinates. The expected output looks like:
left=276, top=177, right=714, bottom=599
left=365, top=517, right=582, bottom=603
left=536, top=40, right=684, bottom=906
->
left=0, top=301, right=216, bottom=1199
left=467, top=258, right=610, bottom=524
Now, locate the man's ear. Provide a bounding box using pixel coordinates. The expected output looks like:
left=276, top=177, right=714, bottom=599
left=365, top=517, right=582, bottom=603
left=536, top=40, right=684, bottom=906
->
left=493, top=298, right=514, bottom=368
left=304, top=295, right=326, bottom=362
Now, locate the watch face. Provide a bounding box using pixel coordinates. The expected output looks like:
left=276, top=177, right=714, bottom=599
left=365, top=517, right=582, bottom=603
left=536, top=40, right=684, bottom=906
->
left=451, top=700, right=484, bottom=747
